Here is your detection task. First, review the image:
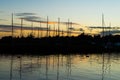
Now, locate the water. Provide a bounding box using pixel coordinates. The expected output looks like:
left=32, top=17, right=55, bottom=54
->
left=0, top=53, right=120, bottom=80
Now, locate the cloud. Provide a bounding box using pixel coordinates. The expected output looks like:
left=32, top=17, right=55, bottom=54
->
left=0, top=25, right=13, bottom=32
left=13, top=23, right=26, bottom=26
left=0, top=29, right=12, bottom=32
left=0, top=24, right=48, bottom=31
left=0, top=19, right=7, bottom=21
left=19, top=16, right=47, bottom=23
left=19, top=16, right=56, bottom=24
left=61, top=22, right=80, bottom=25
left=15, top=13, right=36, bottom=16
left=16, top=14, right=80, bottom=25
left=68, top=27, right=84, bottom=31
left=88, top=26, right=112, bottom=29
left=100, top=30, right=120, bottom=35
left=0, top=24, right=81, bottom=35
left=21, top=16, right=41, bottom=21
left=68, top=27, right=75, bottom=30
left=0, top=25, right=12, bottom=30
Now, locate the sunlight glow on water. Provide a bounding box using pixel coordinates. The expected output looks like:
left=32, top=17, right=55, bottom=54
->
left=0, top=53, right=120, bottom=80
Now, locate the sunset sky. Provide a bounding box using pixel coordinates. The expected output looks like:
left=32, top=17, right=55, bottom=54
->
left=0, top=0, right=120, bottom=36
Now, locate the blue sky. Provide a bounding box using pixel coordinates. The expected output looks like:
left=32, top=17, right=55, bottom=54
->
left=0, top=0, right=120, bottom=26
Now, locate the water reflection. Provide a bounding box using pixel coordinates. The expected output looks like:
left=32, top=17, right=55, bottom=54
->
left=102, top=53, right=113, bottom=80
left=10, top=55, right=13, bottom=80
left=0, top=53, right=120, bottom=80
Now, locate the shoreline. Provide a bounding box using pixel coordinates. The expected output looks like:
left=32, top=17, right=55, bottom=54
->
left=0, top=34, right=120, bottom=54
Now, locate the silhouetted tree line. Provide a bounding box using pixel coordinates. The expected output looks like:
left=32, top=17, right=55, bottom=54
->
left=0, top=33, right=120, bottom=54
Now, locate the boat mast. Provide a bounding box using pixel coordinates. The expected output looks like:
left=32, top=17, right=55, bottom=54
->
left=31, top=21, right=33, bottom=36
left=58, top=18, right=60, bottom=36
left=46, top=16, right=49, bottom=37
left=20, top=18, right=23, bottom=37
left=67, top=19, right=70, bottom=36
left=11, top=13, right=14, bottom=37
left=109, top=22, right=111, bottom=35
left=102, top=14, right=105, bottom=37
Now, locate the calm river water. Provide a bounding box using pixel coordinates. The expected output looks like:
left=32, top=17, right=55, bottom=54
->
left=0, top=53, right=120, bottom=80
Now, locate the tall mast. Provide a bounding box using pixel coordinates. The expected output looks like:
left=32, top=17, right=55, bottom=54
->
left=11, top=13, right=14, bottom=37
left=37, top=25, right=39, bottom=38
left=31, top=21, right=33, bottom=35
left=46, top=16, right=49, bottom=37
left=49, top=25, right=51, bottom=37
left=38, top=21, right=41, bottom=38
left=102, top=14, right=105, bottom=37
left=53, top=24, right=55, bottom=37
left=40, top=21, right=43, bottom=38
left=67, top=19, right=70, bottom=36
left=62, top=29, right=64, bottom=37
left=70, top=21, right=72, bottom=37
left=109, top=22, right=111, bottom=35
left=20, top=18, right=23, bottom=37
left=58, top=18, right=60, bottom=36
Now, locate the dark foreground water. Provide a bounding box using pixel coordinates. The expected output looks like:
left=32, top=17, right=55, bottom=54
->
left=0, top=53, right=120, bottom=80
